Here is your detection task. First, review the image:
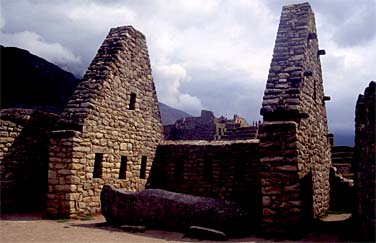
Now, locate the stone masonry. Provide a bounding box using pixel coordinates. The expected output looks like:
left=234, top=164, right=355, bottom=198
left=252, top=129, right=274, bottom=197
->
left=1, top=3, right=371, bottom=237
left=259, top=2, right=331, bottom=231
left=147, top=139, right=261, bottom=226
left=0, top=108, right=58, bottom=212
left=354, top=81, right=375, bottom=242
left=46, top=26, right=163, bottom=217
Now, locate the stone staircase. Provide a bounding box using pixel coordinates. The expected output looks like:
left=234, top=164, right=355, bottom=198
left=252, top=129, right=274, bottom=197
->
left=331, top=146, right=354, bottom=180
left=329, top=146, right=355, bottom=212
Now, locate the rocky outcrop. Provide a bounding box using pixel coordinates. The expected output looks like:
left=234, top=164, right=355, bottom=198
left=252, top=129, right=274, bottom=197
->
left=101, top=184, right=251, bottom=236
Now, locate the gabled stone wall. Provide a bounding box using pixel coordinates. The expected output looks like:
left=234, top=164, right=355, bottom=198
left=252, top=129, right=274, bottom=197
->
left=259, top=3, right=331, bottom=231
left=47, top=26, right=163, bottom=217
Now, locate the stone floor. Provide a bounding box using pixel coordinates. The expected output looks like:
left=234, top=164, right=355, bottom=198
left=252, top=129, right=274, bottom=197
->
left=0, top=213, right=350, bottom=242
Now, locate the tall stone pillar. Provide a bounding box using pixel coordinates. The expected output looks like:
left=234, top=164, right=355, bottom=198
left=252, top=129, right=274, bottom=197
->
left=259, top=3, right=331, bottom=232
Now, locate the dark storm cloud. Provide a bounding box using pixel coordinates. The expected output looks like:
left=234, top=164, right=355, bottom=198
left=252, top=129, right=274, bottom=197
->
left=1, top=0, right=375, bottom=145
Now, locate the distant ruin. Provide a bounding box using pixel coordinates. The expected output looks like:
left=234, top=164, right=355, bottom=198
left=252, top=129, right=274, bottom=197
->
left=0, top=2, right=374, bottom=239
left=164, top=110, right=259, bottom=141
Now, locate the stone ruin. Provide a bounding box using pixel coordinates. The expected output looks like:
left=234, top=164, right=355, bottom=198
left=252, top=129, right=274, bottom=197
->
left=46, top=26, right=163, bottom=217
left=259, top=2, right=331, bottom=231
left=0, top=2, right=375, bottom=239
left=164, top=110, right=259, bottom=141
left=353, top=81, right=375, bottom=242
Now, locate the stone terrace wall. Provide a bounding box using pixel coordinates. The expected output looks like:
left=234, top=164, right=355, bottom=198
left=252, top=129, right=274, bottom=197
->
left=0, top=108, right=58, bottom=212
left=47, top=26, right=163, bottom=218
left=147, top=139, right=261, bottom=225
left=354, top=81, right=375, bottom=242
left=259, top=3, right=331, bottom=232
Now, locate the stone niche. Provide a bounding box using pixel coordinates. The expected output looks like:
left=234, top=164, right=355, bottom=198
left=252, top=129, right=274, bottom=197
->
left=259, top=2, right=331, bottom=232
left=46, top=26, right=163, bottom=218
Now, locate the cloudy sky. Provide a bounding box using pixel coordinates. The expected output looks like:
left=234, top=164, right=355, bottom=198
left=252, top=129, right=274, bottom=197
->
left=1, top=0, right=375, bottom=144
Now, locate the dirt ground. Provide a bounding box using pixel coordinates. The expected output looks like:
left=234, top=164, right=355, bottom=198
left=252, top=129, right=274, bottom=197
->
left=0, top=213, right=347, bottom=243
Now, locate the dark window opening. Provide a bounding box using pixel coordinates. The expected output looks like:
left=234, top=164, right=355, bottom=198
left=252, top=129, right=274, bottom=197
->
left=235, top=159, right=245, bottom=182
left=204, top=158, right=213, bottom=182
left=175, top=160, right=184, bottom=183
left=140, top=156, right=147, bottom=179
left=93, top=153, right=103, bottom=178
left=129, top=92, right=136, bottom=110
left=119, top=156, right=128, bottom=179
left=313, top=80, right=317, bottom=101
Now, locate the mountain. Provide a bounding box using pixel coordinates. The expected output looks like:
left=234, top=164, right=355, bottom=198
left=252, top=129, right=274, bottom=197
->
left=0, top=45, right=190, bottom=124
left=0, top=45, right=79, bottom=112
left=158, top=102, right=191, bottom=125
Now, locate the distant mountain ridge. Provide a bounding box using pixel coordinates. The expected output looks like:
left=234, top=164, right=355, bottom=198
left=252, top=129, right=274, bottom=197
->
left=158, top=102, right=191, bottom=125
left=0, top=45, right=190, bottom=125
left=1, top=45, right=79, bottom=112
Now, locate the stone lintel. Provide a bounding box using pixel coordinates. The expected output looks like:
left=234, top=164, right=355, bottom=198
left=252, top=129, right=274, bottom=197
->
left=51, top=130, right=81, bottom=138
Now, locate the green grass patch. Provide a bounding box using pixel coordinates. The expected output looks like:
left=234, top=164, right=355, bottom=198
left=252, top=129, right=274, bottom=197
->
left=56, top=218, right=69, bottom=223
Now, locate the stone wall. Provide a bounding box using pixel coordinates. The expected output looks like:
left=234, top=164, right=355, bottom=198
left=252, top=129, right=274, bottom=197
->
left=147, top=139, right=261, bottom=224
left=46, top=26, right=163, bottom=218
left=259, top=3, right=331, bottom=232
left=354, top=81, right=375, bottom=242
left=0, top=108, right=58, bottom=212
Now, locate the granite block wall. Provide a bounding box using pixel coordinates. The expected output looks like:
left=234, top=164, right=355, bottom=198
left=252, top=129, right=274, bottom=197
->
left=147, top=139, right=261, bottom=224
left=354, top=81, right=375, bottom=242
left=47, top=26, right=163, bottom=218
left=0, top=108, right=58, bottom=212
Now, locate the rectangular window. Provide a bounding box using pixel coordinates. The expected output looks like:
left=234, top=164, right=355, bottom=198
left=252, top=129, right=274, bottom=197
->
left=129, top=92, right=136, bottom=110
left=204, top=158, right=213, bottom=182
left=119, top=156, right=127, bottom=179
left=235, top=159, right=245, bottom=182
left=175, top=160, right=184, bottom=183
left=313, top=80, right=317, bottom=101
left=140, top=156, right=147, bottom=179
left=93, top=153, right=103, bottom=178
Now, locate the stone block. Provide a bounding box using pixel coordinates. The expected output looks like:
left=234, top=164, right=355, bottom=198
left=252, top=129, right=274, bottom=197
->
left=101, top=185, right=250, bottom=236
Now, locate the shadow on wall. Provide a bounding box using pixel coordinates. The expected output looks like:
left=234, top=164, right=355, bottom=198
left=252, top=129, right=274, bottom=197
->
left=0, top=109, right=58, bottom=212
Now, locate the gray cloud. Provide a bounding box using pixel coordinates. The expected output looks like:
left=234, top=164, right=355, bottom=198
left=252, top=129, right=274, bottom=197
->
left=1, top=0, right=375, bottom=145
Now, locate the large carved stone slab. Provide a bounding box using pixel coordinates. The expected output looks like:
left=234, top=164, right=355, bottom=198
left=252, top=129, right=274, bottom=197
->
left=101, top=184, right=250, bottom=235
